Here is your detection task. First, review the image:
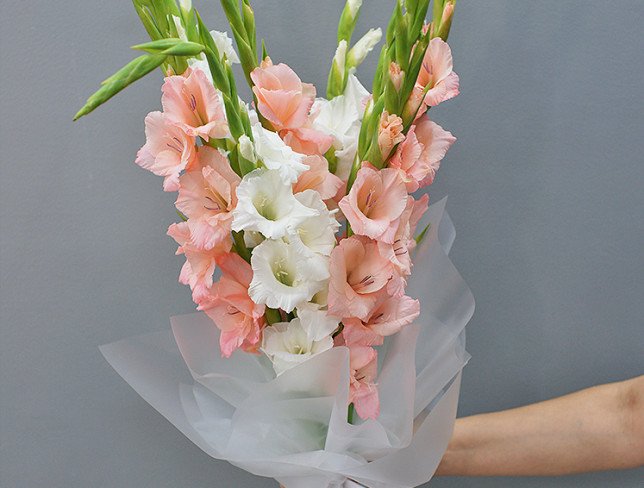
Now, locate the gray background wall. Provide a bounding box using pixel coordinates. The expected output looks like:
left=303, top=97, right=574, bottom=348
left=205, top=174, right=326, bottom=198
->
left=1, top=0, right=642, bottom=486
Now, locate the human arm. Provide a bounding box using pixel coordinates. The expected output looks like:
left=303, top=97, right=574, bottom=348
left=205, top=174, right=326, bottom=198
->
left=436, top=375, right=644, bottom=476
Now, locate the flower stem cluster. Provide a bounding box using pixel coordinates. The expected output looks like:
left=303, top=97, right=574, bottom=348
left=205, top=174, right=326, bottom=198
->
left=327, top=0, right=383, bottom=99
left=347, top=0, right=457, bottom=189
left=74, top=0, right=461, bottom=424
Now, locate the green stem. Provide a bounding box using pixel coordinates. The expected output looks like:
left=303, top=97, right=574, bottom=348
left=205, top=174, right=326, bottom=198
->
left=232, top=231, right=251, bottom=262
left=347, top=403, right=356, bottom=424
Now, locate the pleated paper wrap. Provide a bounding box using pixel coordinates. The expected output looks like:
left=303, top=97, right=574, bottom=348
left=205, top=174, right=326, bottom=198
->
left=100, top=197, right=474, bottom=488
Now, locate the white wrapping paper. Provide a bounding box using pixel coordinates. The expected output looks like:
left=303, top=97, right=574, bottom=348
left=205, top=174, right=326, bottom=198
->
left=100, top=197, right=474, bottom=488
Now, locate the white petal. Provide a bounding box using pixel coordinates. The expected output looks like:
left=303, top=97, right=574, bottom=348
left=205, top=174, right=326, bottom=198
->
left=172, top=16, right=188, bottom=41
left=249, top=239, right=326, bottom=312
left=347, top=0, right=362, bottom=17
left=232, top=169, right=318, bottom=239
left=297, top=303, right=340, bottom=342
left=288, top=190, right=340, bottom=256
left=261, top=318, right=334, bottom=376
left=311, top=74, right=368, bottom=179
left=347, top=28, right=382, bottom=67
left=210, top=30, right=240, bottom=64
left=252, top=124, right=309, bottom=183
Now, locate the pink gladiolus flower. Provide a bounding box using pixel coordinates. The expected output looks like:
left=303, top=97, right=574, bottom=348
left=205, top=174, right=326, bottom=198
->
left=175, top=146, right=240, bottom=250
left=338, top=165, right=408, bottom=244
left=251, top=59, right=316, bottom=130
left=293, top=154, right=344, bottom=200
left=415, top=117, right=456, bottom=187
left=416, top=37, right=459, bottom=108
left=343, top=292, right=420, bottom=346
left=380, top=194, right=429, bottom=296
left=377, top=111, right=405, bottom=160
left=167, top=221, right=229, bottom=303
left=161, top=68, right=228, bottom=141
left=389, top=116, right=456, bottom=191
left=135, top=112, right=197, bottom=192
left=198, top=253, right=266, bottom=357
left=280, top=127, right=334, bottom=156
left=328, top=236, right=394, bottom=321
left=348, top=344, right=380, bottom=420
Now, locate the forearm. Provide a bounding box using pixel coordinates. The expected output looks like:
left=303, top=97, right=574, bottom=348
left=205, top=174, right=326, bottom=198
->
left=436, top=376, right=644, bottom=476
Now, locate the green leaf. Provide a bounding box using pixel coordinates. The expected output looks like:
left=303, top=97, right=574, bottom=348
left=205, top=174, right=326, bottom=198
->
left=261, top=39, right=269, bottom=61
left=131, top=38, right=204, bottom=56
left=415, top=223, right=431, bottom=245
left=220, top=0, right=245, bottom=37
left=74, top=54, right=167, bottom=120
left=132, top=3, right=163, bottom=41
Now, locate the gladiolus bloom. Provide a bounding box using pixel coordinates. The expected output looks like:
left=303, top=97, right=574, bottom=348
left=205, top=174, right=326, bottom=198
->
left=161, top=68, right=229, bottom=141
left=338, top=165, right=408, bottom=244
left=389, top=116, right=456, bottom=191
left=251, top=59, right=316, bottom=130
left=328, top=236, right=393, bottom=321
left=135, top=112, right=197, bottom=192
left=198, top=253, right=266, bottom=357
left=175, top=146, right=240, bottom=250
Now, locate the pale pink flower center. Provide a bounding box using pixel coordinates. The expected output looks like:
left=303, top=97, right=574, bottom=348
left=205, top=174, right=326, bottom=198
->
left=357, top=184, right=382, bottom=218
left=350, top=273, right=375, bottom=292
left=393, top=238, right=408, bottom=257
left=203, top=186, right=228, bottom=213
left=184, top=88, right=209, bottom=127
left=166, top=136, right=184, bottom=153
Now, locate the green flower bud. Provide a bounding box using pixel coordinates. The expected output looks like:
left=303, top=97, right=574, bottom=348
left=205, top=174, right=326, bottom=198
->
left=337, top=0, right=362, bottom=43
left=347, top=28, right=382, bottom=68
left=326, top=40, right=348, bottom=99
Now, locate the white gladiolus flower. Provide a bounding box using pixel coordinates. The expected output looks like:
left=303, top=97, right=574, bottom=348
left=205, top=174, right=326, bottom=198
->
left=232, top=169, right=319, bottom=239
left=296, top=302, right=340, bottom=342
left=252, top=124, right=309, bottom=183
left=347, top=28, right=382, bottom=67
left=211, top=30, right=240, bottom=65
left=288, top=190, right=340, bottom=257
left=312, top=74, right=370, bottom=180
left=284, top=190, right=338, bottom=281
left=249, top=239, right=328, bottom=312
left=261, top=318, right=334, bottom=375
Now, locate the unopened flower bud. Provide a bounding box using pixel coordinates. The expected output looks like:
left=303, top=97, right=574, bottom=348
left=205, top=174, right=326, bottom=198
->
left=377, top=110, right=405, bottom=161
left=347, top=0, right=362, bottom=17
left=211, top=30, right=240, bottom=65
left=389, top=62, right=404, bottom=92
left=435, top=1, right=455, bottom=40
left=327, top=40, right=348, bottom=98
left=238, top=135, right=257, bottom=163
left=347, top=28, right=382, bottom=68
left=338, top=0, right=363, bottom=43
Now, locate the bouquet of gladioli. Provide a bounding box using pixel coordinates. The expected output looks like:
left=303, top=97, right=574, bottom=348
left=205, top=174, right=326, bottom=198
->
left=78, top=1, right=472, bottom=486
